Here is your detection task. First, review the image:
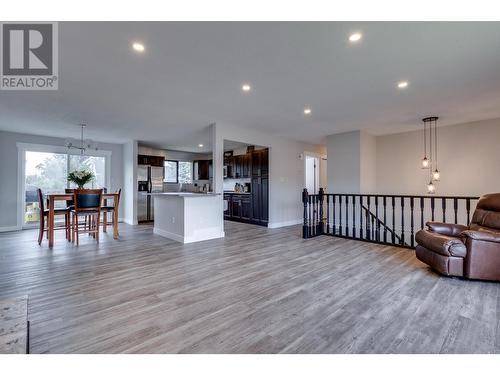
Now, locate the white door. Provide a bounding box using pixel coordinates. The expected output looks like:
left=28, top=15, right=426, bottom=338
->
left=305, top=155, right=320, bottom=194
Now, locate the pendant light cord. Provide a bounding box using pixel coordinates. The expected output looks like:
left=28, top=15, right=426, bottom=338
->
left=434, top=118, right=438, bottom=169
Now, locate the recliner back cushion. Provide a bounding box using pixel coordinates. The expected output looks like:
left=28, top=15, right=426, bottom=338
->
left=471, top=193, right=500, bottom=231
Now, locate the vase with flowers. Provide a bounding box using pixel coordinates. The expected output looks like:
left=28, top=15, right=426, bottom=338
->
left=67, top=169, right=95, bottom=189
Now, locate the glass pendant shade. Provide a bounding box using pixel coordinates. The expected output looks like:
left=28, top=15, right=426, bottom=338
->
left=421, top=157, right=430, bottom=169
left=432, top=169, right=440, bottom=181
left=427, top=180, right=436, bottom=194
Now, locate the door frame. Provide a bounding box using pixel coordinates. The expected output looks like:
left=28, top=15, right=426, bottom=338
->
left=17, top=142, right=112, bottom=230
left=303, top=151, right=327, bottom=194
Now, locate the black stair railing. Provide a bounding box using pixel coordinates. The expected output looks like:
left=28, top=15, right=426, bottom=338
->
left=302, top=188, right=480, bottom=249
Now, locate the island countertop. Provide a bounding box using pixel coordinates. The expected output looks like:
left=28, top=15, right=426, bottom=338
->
left=148, top=192, right=221, bottom=197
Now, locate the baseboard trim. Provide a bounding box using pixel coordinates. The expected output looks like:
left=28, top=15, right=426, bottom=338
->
left=0, top=226, right=21, bottom=233
left=154, top=227, right=225, bottom=244
left=268, top=219, right=302, bottom=229
left=122, top=218, right=138, bottom=226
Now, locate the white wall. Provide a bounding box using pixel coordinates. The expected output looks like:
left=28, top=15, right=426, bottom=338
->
left=360, top=131, right=377, bottom=193
left=0, top=130, right=125, bottom=231
left=123, top=140, right=138, bottom=225
left=376, top=118, right=500, bottom=197
left=214, top=122, right=325, bottom=228
left=327, top=131, right=360, bottom=193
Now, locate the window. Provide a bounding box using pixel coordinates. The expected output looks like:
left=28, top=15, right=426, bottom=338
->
left=164, top=160, right=193, bottom=183
left=164, top=161, right=178, bottom=183
left=178, top=161, right=193, bottom=183
left=20, top=144, right=110, bottom=227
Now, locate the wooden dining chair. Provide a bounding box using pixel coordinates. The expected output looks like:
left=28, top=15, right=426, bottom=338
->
left=37, top=189, right=70, bottom=245
left=71, top=189, right=103, bottom=245
left=100, top=188, right=121, bottom=233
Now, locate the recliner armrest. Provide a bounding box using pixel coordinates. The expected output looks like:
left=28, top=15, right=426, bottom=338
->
left=426, top=222, right=468, bottom=237
left=461, top=229, right=500, bottom=243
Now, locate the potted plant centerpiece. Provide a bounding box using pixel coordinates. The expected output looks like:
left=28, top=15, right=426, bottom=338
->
left=67, top=169, right=95, bottom=189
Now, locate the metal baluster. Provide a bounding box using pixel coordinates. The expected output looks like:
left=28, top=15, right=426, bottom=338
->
left=375, top=196, right=380, bottom=241
left=392, top=196, right=396, bottom=244
left=442, top=198, right=446, bottom=222
left=383, top=196, right=387, bottom=243
left=400, top=197, right=405, bottom=245
left=453, top=198, right=458, bottom=224
left=345, top=195, right=349, bottom=237
left=360, top=195, right=364, bottom=239
left=352, top=195, right=356, bottom=238
left=366, top=196, right=371, bottom=240
left=309, top=195, right=313, bottom=236
left=466, top=198, right=471, bottom=226
left=326, top=195, right=330, bottom=235
left=431, top=197, right=435, bottom=221
left=339, top=195, right=343, bottom=236
left=410, top=197, right=415, bottom=248
left=420, top=197, right=425, bottom=230
left=332, top=195, right=336, bottom=235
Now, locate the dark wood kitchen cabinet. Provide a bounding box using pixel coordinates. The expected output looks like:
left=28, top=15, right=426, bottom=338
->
left=138, top=154, right=165, bottom=167
left=250, top=149, right=269, bottom=225
left=224, top=154, right=251, bottom=178
left=225, top=194, right=252, bottom=222
left=194, top=160, right=212, bottom=180
left=251, top=149, right=268, bottom=177
left=224, top=147, right=269, bottom=227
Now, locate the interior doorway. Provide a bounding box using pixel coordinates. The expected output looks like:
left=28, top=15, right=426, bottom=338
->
left=305, top=153, right=327, bottom=194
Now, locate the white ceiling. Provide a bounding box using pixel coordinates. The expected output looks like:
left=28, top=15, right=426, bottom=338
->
left=1, top=22, right=500, bottom=152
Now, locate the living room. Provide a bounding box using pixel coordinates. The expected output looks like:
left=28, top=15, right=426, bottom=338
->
left=1, top=1, right=500, bottom=374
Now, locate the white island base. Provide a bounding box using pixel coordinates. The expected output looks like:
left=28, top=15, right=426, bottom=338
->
left=152, top=193, right=224, bottom=244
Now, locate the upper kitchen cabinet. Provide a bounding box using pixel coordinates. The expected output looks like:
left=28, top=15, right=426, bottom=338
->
left=138, top=154, right=165, bottom=167
left=223, top=153, right=251, bottom=178
left=194, top=159, right=213, bottom=180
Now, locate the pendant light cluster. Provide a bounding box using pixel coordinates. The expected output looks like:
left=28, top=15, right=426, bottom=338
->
left=421, top=116, right=440, bottom=194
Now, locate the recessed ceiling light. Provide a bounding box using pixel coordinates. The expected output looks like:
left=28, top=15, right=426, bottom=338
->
left=132, top=42, right=145, bottom=52
left=241, top=84, right=251, bottom=92
left=198, top=144, right=204, bottom=148
left=303, top=107, right=312, bottom=115
left=397, top=81, right=409, bottom=89
left=348, top=33, right=362, bottom=43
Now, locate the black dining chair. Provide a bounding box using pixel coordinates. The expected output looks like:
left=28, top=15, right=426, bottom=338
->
left=71, top=189, right=103, bottom=245
left=37, top=189, right=70, bottom=245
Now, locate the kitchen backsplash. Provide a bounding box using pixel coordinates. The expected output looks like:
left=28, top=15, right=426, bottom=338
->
left=223, top=178, right=251, bottom=191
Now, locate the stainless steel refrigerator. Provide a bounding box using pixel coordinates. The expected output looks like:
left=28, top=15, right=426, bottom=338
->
left=137, top=165, right=164, bottom=222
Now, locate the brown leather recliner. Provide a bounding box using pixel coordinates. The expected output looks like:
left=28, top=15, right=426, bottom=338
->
left=415, top=193, right=500, bottom=281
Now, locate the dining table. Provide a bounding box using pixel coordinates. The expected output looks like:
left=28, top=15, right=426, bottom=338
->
left=46, top=192, right=120, bottom=249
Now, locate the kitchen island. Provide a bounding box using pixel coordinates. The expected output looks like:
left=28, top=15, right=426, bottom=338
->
left=151, top=193, right=224, bottom=244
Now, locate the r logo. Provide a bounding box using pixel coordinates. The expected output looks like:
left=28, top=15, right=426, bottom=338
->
left=1, top=22, right=58, bottom=90
left=2, top=24, right=53, bottom=75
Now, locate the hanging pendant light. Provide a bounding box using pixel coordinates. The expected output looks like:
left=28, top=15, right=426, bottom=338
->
left=422, top=116, right=440, bottom=193
left=427, top=180, right=436, bottom=194
left=431, top=116, right=440, bottom=181
left=421, top=117, right=430, bottom=169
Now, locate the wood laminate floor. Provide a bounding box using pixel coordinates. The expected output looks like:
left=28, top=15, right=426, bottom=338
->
left=0, top=221, right=498, bottom=354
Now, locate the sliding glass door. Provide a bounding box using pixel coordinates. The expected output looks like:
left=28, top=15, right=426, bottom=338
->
left=22, top=146, right=109, bottom=227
